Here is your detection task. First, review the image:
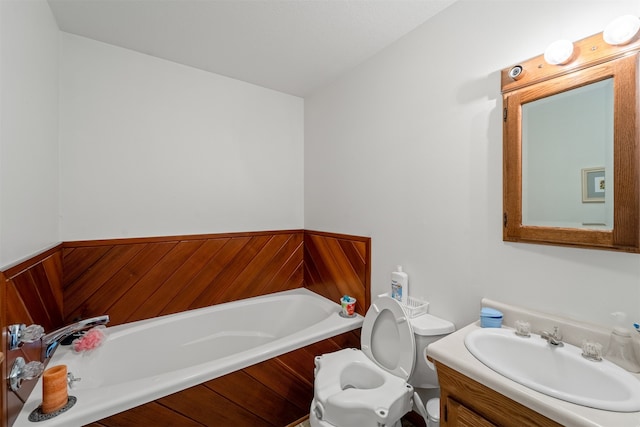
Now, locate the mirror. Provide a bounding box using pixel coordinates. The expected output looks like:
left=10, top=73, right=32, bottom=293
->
left=522, top=78, right=614, bottom=229
left=502, top=30, right=640, bottom=253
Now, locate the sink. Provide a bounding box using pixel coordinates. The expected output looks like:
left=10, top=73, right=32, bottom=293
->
left=464, top=327, right=640, bottom=412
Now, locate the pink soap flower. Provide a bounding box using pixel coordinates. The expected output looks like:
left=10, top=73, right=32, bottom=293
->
left=72, top=325, right=106, bottom=353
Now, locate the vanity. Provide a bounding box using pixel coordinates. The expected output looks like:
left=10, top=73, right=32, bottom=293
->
left=431, top=329, right=561, bottom=427
left=427, top=298, right=640, bottom=427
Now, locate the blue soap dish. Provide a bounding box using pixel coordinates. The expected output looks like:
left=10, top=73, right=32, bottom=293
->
left=480, top=307, right=503, bottom=328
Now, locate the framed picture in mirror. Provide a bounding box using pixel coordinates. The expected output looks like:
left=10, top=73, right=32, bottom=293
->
left=582, top=167, right=605, bottom=203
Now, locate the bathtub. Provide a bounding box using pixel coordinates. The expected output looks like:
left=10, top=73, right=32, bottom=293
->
left=14, top=288, right=363, bottom=427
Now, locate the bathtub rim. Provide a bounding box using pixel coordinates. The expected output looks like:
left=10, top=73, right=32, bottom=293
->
left=14, top=288, right=363, bottom=427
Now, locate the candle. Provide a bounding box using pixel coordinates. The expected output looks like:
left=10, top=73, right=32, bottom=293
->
left=42, top=365, right=68, bottom=414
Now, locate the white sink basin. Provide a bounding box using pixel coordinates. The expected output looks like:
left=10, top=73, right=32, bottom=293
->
left=464, top=327, right=640, bottom=412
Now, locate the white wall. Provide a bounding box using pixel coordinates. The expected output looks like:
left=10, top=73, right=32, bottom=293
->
left=0, top=0, right=59, bottom=268
left=59, top=33, right=304, bottom=241
left=305, top=0, right=640, bottom=329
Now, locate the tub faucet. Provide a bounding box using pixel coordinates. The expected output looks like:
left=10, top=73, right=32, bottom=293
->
left=541, top=326, right=563, bottom=347
left=43, top=315, right=110, bottom=358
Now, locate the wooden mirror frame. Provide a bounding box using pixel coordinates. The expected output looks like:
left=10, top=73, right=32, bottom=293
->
left=502, top=30, right=640, bottom=253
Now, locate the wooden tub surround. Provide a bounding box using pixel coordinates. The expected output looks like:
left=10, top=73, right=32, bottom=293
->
left=1, top=229, right=371, bottom=427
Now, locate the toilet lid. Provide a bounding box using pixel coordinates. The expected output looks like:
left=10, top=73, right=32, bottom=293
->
left=360, top=296, right=415, bottom=380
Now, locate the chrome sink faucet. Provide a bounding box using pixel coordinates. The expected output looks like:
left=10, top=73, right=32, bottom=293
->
left=43, top=315, right=110, bottom=357
left=541, top=326, right=563, bottom=346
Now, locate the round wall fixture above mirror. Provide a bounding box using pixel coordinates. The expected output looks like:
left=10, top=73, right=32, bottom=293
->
left=544, top=39, right=574, bottom=65
left=604, top=15, right=640, bottom=46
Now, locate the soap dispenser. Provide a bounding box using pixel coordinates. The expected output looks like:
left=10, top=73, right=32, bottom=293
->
left=391, top=265, right=409, bottom=304
left=605, top=312, right=640, bottom=373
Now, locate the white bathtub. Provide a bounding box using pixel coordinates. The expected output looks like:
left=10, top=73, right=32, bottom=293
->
left=15, top=288, right=363, bottom=427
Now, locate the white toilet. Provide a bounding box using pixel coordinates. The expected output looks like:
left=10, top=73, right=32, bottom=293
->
left=310, top=295, right=454, bottom=427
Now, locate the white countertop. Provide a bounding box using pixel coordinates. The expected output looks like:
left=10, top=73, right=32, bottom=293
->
left=427, top=322, right=640, bottom=427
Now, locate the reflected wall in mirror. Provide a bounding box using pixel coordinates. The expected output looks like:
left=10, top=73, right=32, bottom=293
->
left=502, top=30, right=640, bottom=253
left=522, top=78, right=614, bottom=229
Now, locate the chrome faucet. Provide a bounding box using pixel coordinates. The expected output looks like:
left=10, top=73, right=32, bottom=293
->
left=43, top=315, right=110, bottom=358
left=541, top=326, right=563, bottom=346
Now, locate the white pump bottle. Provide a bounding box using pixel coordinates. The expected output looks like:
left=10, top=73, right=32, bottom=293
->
left=391, top=265, right=409, bottom=304
left=606, top=312, right=640, bottom=373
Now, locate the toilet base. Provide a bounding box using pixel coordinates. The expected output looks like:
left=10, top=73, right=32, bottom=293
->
left=309, top=400, right=403, bottom=427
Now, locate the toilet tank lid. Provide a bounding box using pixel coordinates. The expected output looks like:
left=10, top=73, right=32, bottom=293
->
left=410, top=313, right=455, bottom=336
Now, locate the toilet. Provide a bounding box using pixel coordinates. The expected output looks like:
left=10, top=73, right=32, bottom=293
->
left=310, top=294, right=454, bottom=427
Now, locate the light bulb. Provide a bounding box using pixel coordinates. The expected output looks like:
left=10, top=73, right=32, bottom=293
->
left=544, top=39, right=574, bottom=65
left=603, top=15, right=640, bottom=46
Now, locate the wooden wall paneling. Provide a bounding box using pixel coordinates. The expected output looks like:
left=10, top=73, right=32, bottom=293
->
left=303, top=230, right=371, bottom=315
left=10, top=273, right=60, bottom=331
left=217, top=233, right=303, bottom=302
left=2, top=246, right=64, bottom=427
left=4, top=282, right=31, bottom=336
left=177, top=235, right=276, bottom=307
left=61, top=246, right=111, bottom=287
left=310, top=329, right=360, bottom=353
left=5, top=250, right=64, bottom=332
left=65, top=242, right=178, bottom=324
left=205, top=370, right=299, bottom=425
left=92, top=400, right=204, bottom=427
left=143, top=238, right=234, bottom=317
left=183, top=233, right=303, bottom=307
left=5, top=395, right=21, bottom=427
left=139, top=237, right=243, bottom=320
left=62, top=243, right=149, bottom=322
left=62, top=231, right=305, bottom=326
left=103, top=240, right=206, bottom=324
left=160, top=384, right=274, bottom=427
left=243, top=358, right=313, bottom=412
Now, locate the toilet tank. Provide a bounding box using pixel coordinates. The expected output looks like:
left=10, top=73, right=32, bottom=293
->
left=409, top=314, right=455, bottom=389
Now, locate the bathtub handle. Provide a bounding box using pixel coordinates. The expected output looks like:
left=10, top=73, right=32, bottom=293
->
left=7, top=323, right=44, bottom=350
left=9, top=357, right=44, bottom=392
left=67, top=372, right=82, bottom=388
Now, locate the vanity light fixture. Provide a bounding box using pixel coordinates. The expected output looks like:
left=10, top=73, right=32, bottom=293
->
left=603, top=15, right=640, bottom=46
left=543, top=39, right=574, bottom=65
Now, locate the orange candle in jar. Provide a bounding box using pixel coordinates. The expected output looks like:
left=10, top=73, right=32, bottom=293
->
left=42, top=365, right=68, bottom=414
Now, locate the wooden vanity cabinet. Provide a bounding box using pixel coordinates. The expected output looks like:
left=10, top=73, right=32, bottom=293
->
left=434, top=361, right=562, bottom=427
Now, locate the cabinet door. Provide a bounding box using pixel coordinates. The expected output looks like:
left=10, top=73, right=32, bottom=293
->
left=446, top=397, right=496, bottom=427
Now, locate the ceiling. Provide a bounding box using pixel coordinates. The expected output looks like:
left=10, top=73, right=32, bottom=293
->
left=47, top=0, right=456, bottom=97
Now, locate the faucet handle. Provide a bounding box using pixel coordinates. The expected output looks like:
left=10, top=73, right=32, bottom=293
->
left=21, top=324, right=45, bottom=342
left=9, top=357, right=44, bottom=392
left=515, top=320, right=531, bottom=337
left=582, top=340, right=603, bottom=361
left=8, top=324, right=44, bottom=350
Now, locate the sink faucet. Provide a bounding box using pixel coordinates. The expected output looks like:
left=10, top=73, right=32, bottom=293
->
left=541, top=326, right=563, bottom=346
left=43, top=315, right=110, bottom=358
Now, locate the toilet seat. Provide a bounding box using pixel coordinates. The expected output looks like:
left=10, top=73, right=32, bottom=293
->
left=361, top=296, right=415, bottom=380
left=310, top=296, right=416, bottom=427
left=312, top=349, right=413, bottom=427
